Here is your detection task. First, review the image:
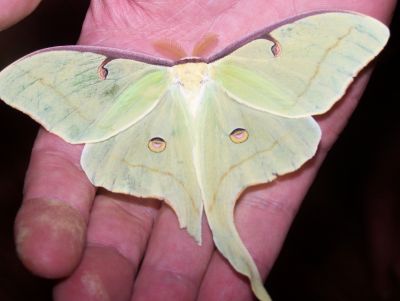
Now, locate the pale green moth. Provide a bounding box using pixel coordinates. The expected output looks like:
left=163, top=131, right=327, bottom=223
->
left=0, top=12, right=389, bottom=301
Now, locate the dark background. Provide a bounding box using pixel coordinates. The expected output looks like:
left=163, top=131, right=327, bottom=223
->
left=0, top=1, right=399, bottom=300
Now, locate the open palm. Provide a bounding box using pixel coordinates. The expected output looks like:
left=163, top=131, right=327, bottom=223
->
left=1, top=0, right=395, bottom=300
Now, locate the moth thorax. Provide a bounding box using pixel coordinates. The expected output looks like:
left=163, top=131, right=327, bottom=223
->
left=171, top=62, right=209, bottom=98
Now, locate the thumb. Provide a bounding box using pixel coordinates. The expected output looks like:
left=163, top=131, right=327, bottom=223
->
left=0, top=0, right=42, bottom=31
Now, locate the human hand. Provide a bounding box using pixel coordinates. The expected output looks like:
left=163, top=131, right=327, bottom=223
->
left=6, top=1, right=396, bottom=300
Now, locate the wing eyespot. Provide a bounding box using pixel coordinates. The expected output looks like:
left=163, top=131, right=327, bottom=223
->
left=270, top=42, right=281, bottom=57
left=229, top=128, right=249, bottom=144
left=263, top=34, right=281, bottom=57
left=98, top=58, right=112, bottom=80
left=98, top=66, right=108, bottom=80
left=148, top=137, right=167, bottom=153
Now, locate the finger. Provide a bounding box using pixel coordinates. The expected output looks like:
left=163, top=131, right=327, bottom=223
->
left=14, top=129, right=96, bottom=278
left=0, top=0, right=42, bottom=31
left=54, top=192, right=160, bottom=300
left=53, top=245, right=135, bottom=301
left=131, top=204, right=214, bottom=301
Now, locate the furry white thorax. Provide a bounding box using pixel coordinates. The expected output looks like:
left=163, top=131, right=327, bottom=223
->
left=170, top=62, right=209, bottom=117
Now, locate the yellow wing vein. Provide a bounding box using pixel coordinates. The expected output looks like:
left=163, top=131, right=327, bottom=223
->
left=15, top=66, right=92, bottom=122
left=121, top=160, right=197, bottom=209
left=294, top=27, right=354, bottom=100
left=208, top=140, right=279, bottom=211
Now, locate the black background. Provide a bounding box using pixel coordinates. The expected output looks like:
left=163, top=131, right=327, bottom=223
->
left=0, top=1, right=399, bottom=300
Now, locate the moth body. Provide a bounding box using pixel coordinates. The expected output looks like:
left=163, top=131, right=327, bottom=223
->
left=171, top=62, right=209, bottom=116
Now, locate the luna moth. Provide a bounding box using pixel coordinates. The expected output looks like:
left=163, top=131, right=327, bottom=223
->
left=0, top=11, right=389, bottom=301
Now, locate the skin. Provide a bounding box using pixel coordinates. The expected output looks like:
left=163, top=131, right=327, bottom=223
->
left=0, top=0, right=41, bottom=31
left=1, top=0, right=397, bottom=300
